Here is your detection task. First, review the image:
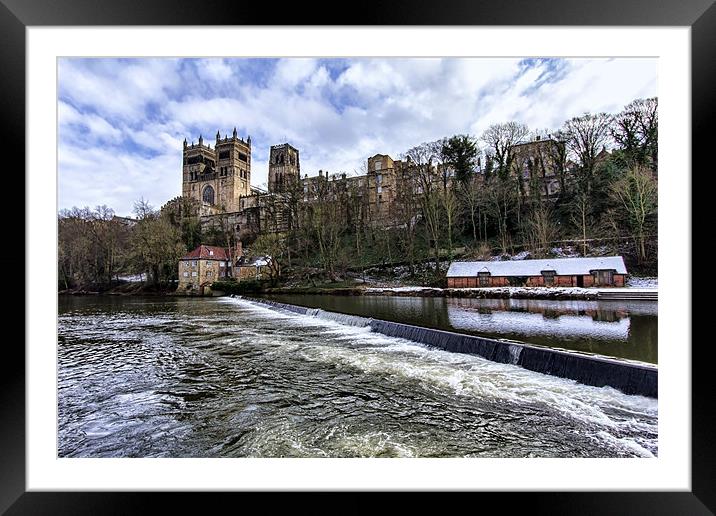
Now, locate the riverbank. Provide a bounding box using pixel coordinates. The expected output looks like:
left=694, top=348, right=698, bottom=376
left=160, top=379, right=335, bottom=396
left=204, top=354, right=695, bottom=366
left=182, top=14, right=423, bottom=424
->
left=59, top=276, right=658, bottom=301
left=59, top=283, right=658, bottom=301
left=260, top=285, right=657, bottom=300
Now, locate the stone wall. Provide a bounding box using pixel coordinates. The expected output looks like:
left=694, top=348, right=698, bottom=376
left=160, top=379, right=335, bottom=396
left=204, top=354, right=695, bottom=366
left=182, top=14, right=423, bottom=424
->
left=177, top=258, right=233, bottom=294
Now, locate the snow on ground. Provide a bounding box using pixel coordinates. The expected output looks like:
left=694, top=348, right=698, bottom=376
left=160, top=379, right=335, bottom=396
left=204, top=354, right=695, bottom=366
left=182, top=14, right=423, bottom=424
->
left=365, top=286, right=443, bottom=293
left=627, top=277, right=658, bottom=288
left=511, top=251, right=531, bottom=260
left=550, top=247, right=581, bottom=258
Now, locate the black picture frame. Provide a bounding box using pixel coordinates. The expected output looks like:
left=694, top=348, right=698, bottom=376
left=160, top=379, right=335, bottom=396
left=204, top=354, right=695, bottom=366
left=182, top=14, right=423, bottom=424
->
left=4, top=0, right=712, bottom=512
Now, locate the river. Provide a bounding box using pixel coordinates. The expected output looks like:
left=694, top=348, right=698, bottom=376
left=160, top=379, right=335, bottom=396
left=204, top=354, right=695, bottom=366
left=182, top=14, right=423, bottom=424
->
left=58, top=295, right=658, bottom=458
left=261, top=294, right=658, bottom=364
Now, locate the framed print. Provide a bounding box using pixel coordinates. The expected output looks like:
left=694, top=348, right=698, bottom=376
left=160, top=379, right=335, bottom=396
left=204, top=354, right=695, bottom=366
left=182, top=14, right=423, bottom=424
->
left=5, top=0, right=714, bottom=512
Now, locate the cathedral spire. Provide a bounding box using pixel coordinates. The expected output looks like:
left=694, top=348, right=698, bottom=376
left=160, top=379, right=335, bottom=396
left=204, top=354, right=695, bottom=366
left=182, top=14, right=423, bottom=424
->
left=216, top=130, right=221, bottom=141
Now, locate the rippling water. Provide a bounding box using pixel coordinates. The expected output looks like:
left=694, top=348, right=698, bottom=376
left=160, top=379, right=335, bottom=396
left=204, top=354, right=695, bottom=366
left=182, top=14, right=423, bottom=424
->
left=263, top=294, right=658, bottom=363
left=58, top=296, right=658, bottom=458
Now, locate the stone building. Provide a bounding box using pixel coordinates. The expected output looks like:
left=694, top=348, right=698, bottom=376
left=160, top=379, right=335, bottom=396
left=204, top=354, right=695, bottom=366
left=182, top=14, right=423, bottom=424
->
left=507, top=136, right=612, bottom=200
left=508, top=136, right=566, bottom=199
left=182, top=129, right=252, bottom=216
left=177, top=244, right=243, bottom=295
left=366, top=154, right=401, bottom=221
left=180, top=131, right=482, bottom=241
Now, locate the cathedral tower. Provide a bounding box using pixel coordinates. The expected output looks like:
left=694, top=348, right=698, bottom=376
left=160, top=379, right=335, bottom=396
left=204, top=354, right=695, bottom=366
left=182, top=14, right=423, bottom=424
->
left=182, top=128, right=252, bottom=214
left=268, top=143, right=300, bottom=193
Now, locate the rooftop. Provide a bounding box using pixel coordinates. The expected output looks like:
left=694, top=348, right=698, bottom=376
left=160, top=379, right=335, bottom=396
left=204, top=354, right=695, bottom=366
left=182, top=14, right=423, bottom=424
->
left=446, top=256, right=628, bottom=277
left=181, top=245, right=233, bottom=261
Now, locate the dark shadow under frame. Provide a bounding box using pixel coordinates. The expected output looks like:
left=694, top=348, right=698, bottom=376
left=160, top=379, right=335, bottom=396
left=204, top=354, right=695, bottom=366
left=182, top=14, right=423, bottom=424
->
left=2, top=0, right=712, bottom=513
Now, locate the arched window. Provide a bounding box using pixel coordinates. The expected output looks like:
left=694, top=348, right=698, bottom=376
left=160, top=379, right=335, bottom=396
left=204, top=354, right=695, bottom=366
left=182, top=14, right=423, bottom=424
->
left=279, top=153, right=285, bottom=164
left=202, top=185, right=215, bottom=204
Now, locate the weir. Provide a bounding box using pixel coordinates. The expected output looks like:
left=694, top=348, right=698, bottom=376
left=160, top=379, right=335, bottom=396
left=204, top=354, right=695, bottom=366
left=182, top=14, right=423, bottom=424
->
left=240, top=296, right=657, bottom=398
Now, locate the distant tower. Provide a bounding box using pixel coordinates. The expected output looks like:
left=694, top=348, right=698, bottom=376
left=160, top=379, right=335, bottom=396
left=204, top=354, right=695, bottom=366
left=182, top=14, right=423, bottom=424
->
left=268, top=143, right=300, bottom=193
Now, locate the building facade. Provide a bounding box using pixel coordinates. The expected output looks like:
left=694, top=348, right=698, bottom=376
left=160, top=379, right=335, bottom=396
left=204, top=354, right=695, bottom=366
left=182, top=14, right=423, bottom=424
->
left=181, top=130, right=575, bottom=244
left=508, top=136, right=566, bottom=199
left=446, top=256, right=627, bottom=288
left=182, top=129, right=252, bottom=215
left=177, top=244, right=242, bottom=295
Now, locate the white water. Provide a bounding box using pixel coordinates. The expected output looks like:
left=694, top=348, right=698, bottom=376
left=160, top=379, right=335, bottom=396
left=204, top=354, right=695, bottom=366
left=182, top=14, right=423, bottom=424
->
left=227, top=297, right=658, bottom=457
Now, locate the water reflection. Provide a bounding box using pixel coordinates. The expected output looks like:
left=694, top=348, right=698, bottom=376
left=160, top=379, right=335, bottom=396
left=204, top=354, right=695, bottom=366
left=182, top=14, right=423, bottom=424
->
left=262, top=295, right=658, bottom=364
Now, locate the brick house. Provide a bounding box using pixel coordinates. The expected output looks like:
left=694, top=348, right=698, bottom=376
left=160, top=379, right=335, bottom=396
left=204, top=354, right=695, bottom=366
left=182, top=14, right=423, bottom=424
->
left=446, top=256, right=627, bottom=288
left=177, top=244, right=242, bottom=295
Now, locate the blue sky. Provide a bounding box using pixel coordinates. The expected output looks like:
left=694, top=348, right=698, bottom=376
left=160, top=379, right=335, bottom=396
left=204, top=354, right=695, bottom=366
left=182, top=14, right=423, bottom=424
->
left=58, top=57, right=657, bottom=217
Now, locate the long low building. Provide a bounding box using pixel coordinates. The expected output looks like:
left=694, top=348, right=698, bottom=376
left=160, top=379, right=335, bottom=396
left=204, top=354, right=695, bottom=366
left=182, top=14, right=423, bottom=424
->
left=446, top=256, right=628, bottom=288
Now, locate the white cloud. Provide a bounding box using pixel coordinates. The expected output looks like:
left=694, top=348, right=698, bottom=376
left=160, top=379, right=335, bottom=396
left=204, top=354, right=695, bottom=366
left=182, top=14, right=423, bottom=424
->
left=59, top=100, right=122, bottom=143
left=58, top=57, right=657, bottom=215
left=59, top=142, right=181, bottom=216
left=195, top=58, right=234, bottom=82
left=273, top=58, right=318, bottom=89
left=59, top=58, right=181, bottom=121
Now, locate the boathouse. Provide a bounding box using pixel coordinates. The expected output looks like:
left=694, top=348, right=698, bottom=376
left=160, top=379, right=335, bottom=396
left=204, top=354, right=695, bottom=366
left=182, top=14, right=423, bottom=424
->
left=446, top=256, right=627, bottom=288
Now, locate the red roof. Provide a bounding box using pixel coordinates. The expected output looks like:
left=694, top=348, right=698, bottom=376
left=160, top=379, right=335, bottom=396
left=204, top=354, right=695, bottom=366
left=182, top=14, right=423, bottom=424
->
left=181, top=245, right=232, bottom=261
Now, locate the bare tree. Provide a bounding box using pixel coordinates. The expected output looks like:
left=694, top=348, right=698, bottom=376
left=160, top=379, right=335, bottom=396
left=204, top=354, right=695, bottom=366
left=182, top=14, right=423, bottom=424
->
left=130, top=199, right=185, bottom=286
left=403, top=143, right=442, bottom=273
left=569, top=190, right=592, bottom=257
left=393, top=166, right=420, bottom=276
left=459, top=173, right=484, bottom=244
left=440, top=181, right=460, bottom=262
left=308, top=175, right=345, bottom=280
left=480, top=122, right=530, bottom=174
left=609, top=165, right=658, bottom=262
left=249, top=232, right=285, bottom=285
left=484, top=174, right=518, bottom=255
left=563, top=112, right=612, bottom=192
left=522, top=203, right=559, bottom=258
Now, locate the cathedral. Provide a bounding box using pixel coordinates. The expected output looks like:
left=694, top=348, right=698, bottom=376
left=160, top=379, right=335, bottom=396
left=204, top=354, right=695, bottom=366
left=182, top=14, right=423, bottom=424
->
left=180, top=128, right=563, bottom=242
left=181, top=129, right=463, bottom=241
left=181, top=129, right=253, bottom=215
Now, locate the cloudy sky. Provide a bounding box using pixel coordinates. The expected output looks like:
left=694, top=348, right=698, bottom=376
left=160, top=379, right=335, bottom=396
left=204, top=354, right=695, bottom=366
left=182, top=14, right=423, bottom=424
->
left=58, top=57, right=657, bottom=216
